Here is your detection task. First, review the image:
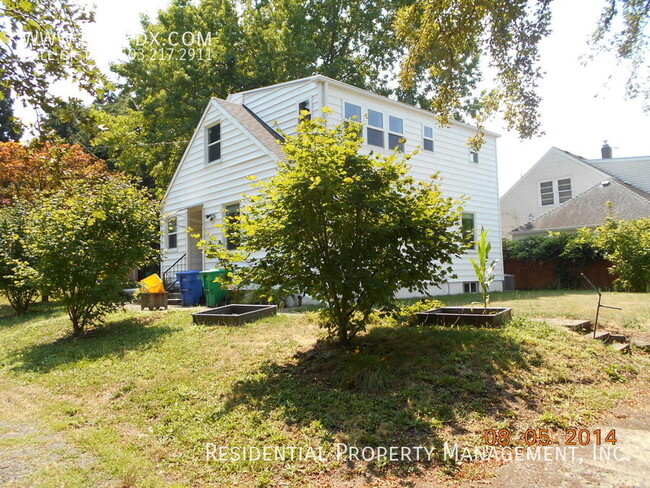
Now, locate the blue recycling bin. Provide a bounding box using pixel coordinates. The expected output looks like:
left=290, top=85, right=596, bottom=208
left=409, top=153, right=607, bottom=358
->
left=177, top=270, right=204, bottom=306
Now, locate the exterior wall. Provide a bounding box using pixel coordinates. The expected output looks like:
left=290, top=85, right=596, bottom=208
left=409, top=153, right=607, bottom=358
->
left=161, top=100, right=277, bottom=275
left=500, top=149, right=605, bottom=237
left=163, top=76, right=505, bottom=295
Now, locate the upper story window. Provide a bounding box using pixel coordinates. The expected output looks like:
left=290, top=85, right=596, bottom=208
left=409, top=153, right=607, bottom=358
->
left=167, top=217, right=178, bottom=249
left=540, top=181, right=554, bottom=206
left=367, top=109, right=384, bottom=148
left=461, top=212, right=476, bottom=249
left=540, top=178, right=572, bottom=206
left=224, top=203, right=240, bottom=250
left=558, top=178, right=572, bottom=203
left=469, top=150, right=479, bottom=164
left=423, top=126, right=434, bottom=152
left=344, top=102, right=362, bottom=120
left=207, top=124, right=221, bottom=164
left=298, top=100, right=311, bottom=121
left=388, top=115, right=404, bottom=152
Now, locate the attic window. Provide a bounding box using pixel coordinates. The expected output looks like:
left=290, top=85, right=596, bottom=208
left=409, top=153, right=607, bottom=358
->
left=298, top=100, right=311, bottom=121
left=558, top=178, right=572, bottom=203
left=207, top=124, right=221, bottom=163
left=540, top=181, right=554, bottom=206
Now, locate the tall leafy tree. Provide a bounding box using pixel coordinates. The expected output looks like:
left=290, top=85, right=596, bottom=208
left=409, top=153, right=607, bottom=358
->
left=395, top=0, right=650, bottom=147
left=0, top=86, right=22, bottom=142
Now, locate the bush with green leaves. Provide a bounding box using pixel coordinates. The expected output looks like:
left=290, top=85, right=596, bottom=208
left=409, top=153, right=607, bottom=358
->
left=26, top=177, right=160, bottom=335
left=0, top=203, right=40, bottom=314
left=203, top=112, right=466, bottom=343
left=575, top=217, right=650, bottom=292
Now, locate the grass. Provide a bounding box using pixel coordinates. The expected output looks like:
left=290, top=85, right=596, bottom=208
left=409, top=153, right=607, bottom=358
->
left=0, top=291, right=648, bottom=487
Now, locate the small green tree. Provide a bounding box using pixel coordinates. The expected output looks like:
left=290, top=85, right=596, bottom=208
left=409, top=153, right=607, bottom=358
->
left=204, top=112, right=466, bottom=343
left=26, top=177, right=160, bottom=335
left=0, top=203, right=40, bottom=314
left=577, top=217, right=650, bottom=292
left=469, top=229, right=498, bottom=308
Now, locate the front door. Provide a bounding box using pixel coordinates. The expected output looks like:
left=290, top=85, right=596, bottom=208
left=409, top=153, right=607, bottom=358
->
left=187, top=205, right=204, bottom=270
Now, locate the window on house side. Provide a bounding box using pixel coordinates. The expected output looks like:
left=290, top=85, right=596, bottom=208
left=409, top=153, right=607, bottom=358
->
left=558, top=178, right=572, bottom=203
left=167, top=217, right=178, bottom=249
left=298, top=100, right=311, bottom=121
left=423, top=126, right=434, bottom=152
left=224, top=203, right=240, bottom=250
left=461, top=213, right=476, bottom=249
left=469, top=150, right=479, bottom=164
left=344, top=102, right=362, bottom=120
left=388, top=115, right=404, bottom=152
left=367, top=109, right=384, bottom=147
left=464, top=282, right=478, bottom=294
left=207, top=124, right=221, bottom=163
left=540, top=181, right=554, bottom=206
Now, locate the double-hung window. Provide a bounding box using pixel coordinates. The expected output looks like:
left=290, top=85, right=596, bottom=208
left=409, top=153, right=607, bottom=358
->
left=344, top=102, right=362, bottom=120
left=167, top=217, right=177, bottom=249
left=224, top=203, right=240, bottom=250
left=423, top=126, right=434, bottom=152
left=207, top=124, right=221, bottom=164
left=461, top=213, right=476, bottom=249
left=367, top=109, right=384, bottom=148
left=388, top=116, right=404, bottom=152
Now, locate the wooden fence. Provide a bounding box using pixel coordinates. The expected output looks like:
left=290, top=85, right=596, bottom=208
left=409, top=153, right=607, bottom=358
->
left=504, top=259, right=615, bottom=290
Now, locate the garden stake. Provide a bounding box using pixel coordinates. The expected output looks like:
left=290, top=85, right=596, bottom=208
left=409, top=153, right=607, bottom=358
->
left=581, top=273, right=621, bottom=338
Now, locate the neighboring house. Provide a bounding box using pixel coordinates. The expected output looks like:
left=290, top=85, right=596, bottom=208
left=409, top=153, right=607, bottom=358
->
left=501, top=144, right=650, bottom=239
left=162, top=75, right=504, bottom=296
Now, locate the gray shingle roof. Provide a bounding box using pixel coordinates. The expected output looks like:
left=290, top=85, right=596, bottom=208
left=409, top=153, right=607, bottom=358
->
left=512, top=178, right=650, bottom=235
left=213, top=98, right=285, bottom=159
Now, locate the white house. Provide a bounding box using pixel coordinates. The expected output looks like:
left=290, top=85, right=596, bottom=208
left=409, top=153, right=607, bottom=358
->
left=161, top=75, right=504, bottom=296
left=500, top=144, right=650, bottom=239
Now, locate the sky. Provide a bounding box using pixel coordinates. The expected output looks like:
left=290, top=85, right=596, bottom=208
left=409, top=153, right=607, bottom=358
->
left=17, top=0, right=650, bottom=195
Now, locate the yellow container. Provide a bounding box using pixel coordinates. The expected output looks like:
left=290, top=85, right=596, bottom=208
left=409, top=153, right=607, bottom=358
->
left=140, top=273, right=165, bottom=294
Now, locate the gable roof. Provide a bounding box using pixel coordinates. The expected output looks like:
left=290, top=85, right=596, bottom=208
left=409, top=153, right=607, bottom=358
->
left=511, top=178, right=650, bottom=236
left=163, top=98, right=285, bottom=201
left=586, top=156, right=650, bottom=193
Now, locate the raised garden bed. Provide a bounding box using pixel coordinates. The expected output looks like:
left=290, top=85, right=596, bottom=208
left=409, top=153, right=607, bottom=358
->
left=416, top=307, right=512, bottom=327
left=192, top=304, right=277, bottom=326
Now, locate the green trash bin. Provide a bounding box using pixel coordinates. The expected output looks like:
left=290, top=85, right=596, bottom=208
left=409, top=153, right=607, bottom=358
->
left=199, top=269, right=228, bottom=307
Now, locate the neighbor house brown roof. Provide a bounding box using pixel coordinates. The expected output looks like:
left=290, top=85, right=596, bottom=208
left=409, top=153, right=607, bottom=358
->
left=213, top=98, right=285, bottom=159
left=512, top=178, right=650, bottom=236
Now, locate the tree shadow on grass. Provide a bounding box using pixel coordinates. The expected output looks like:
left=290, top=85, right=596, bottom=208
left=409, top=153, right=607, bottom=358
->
left=11, top=315, right=175, bottom=373
left=216, top=324, right=544, bottom=479
left=0, top=301, right=62, bottom=327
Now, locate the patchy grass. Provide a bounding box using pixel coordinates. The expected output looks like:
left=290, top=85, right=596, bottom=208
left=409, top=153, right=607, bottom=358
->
left=0, top=294, right=648, bottom=487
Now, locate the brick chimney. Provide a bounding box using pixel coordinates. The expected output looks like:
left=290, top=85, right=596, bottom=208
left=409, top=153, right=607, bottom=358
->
left=601, top=141, right=612, bottom=159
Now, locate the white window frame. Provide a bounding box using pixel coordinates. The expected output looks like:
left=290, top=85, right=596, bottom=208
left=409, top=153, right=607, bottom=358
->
left=167, top=217, right=178, bottom=250
left=298, top=99, right=311, bottom=121
left=469, top=150, right=479, bottom=164
left=388, top=115, right=404, bottom=152
left=206, top=123, right=222, bottom=165
left=422, top=125, right=434, bottom=152
left=344, top=102, right=362, bottom=121
left=461, top=212, right=476, bottom=250
left=557, top=178, right=572, bottom=203
left=223, top=202, right=240, bottom=250
left=463, top=281, right=479, bottom=294
left=367, top=109, right=384, bottom=148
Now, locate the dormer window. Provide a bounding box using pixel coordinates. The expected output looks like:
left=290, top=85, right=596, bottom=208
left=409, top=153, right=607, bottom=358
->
left=298, top=100, right=311, bottom=121
left=388, top=116, right=404, bottom=152
left=207, top=124, right=221, bottom=164
left=367, top=109, right=384, bottom=148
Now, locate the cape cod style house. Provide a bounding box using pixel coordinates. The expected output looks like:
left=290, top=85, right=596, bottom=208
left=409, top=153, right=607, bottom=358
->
left=500, top=144, right=650, bottom=239
left=161, top=75, right=505, bottom=296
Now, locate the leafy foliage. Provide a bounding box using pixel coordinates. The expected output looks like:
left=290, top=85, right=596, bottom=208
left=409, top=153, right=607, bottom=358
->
left=203, top=114, right=466, bottom=343
left=0, top=0, right=104, bottom=110
left=470, top=229, right=498, bottom=308
left=0, top=203, right=40, bottom=314
left=0, top=86, right=22, bottom=142
left=0, top=141, right=108, bottom=206
left=25, top=177, right=160, bottom=335
left=575, top=217, right=650, bottom=292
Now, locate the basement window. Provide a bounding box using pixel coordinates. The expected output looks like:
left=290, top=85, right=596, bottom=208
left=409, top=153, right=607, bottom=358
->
left=207, top=123, right=221, bottom=164
left=464, top=282, right=479, bottom=294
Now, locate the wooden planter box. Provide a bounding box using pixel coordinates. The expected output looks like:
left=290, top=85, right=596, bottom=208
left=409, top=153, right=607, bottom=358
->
left=140, top=292, right=168, bottom=310
left=192, top=304, right=277, bottom=326
left=416, top=307, right=512, bottom=327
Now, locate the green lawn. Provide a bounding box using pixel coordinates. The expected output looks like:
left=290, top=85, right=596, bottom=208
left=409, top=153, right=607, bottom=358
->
left=0, top=292, right=648, bottom=487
